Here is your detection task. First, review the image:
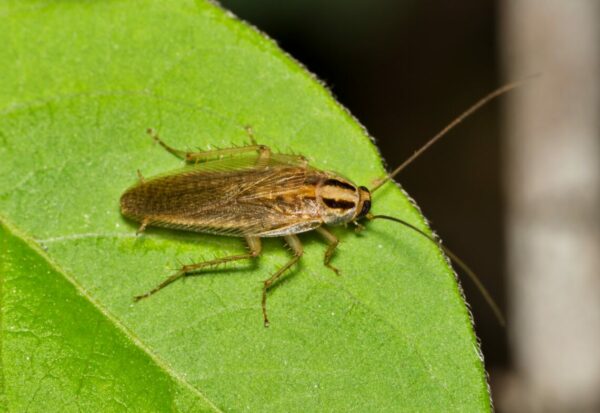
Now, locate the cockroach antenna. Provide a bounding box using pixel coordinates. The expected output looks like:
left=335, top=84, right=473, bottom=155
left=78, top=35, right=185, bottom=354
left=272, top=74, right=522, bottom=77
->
left=370, top=79, right=528, bottom=193
left=366, top=79, right=534, bottom=326
left=366, top=213, right=506, bottom=326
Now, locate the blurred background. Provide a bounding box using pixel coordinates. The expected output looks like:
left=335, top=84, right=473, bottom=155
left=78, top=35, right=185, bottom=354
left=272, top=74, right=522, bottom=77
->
left=220, top=1, right=600, bottom=412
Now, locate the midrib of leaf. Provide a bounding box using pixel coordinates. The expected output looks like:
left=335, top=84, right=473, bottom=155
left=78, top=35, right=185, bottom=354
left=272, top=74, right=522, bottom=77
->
left=0, top=215, right=224, bottom=413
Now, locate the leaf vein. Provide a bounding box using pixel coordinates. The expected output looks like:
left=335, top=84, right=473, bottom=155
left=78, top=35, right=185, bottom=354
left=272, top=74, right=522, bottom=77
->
left=1, top=217, right=225, bottom=413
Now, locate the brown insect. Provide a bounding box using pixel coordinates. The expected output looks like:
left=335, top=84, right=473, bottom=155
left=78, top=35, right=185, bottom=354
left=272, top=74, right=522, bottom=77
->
left=121, top=83, right=520, bottom=326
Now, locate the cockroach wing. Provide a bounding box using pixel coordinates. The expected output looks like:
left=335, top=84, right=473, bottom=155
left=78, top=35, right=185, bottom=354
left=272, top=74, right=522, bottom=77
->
left=120, top=154, right=325, bottom=237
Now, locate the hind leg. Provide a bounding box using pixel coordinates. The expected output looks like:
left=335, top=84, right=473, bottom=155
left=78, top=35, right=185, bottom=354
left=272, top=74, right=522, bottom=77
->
left=134, top=237, right=262, bottom=301
left=146, top=128, right=271, bottom=163
left=261, top=235, right=303, bottom=327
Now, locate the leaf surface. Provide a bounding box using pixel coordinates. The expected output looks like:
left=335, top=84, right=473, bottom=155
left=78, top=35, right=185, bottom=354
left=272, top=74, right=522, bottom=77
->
left=0, top=1, right=490, bottom=411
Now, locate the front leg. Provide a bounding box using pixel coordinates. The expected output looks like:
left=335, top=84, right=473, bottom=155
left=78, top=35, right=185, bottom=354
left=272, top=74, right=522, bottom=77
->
left=316, top=227, right=340, bottom=275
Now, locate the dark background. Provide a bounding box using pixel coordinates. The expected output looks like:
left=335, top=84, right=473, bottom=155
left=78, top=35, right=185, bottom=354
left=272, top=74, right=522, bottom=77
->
left=220, top=0, right=506, bottom=375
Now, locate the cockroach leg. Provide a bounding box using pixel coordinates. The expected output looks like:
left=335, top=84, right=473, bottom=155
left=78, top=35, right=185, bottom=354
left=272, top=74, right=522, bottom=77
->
left=272, top=153, right=309, bottom=167
left=136, top=169, right=145, bottom=183
left=353, top=221, right=366, bottom=233
left=136, top=218, right=149, bottom=235
left=146, top=128, right=271, bottom=163
left=244, top=125, right=258, bottom=145
left=146, top=128, right=187, bottom=159
left=242, top=125, right=273, bottom=168
left=242, top=126, right=274, bottom=167
left=316, top=227, right=341, bottom=275
left=134, top=237, right=262, bottom=302
left=262, top=235, right=303, bottom=327
left=255, top=143, right=271, bottom=168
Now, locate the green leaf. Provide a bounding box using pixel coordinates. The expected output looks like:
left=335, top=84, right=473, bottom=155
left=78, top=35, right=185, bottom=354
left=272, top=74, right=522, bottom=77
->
left=0, top=1, right=490, bottom=411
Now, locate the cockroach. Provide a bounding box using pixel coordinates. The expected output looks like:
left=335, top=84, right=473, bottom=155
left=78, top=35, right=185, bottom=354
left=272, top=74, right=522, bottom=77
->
left=120, top=82, right=521, bottom=327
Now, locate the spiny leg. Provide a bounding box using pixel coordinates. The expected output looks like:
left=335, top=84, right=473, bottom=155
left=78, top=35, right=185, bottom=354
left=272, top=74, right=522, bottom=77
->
left=262, top=235, right=303, bottom=327
left=243, top=126, right=308, bottom=167
left=271, top=153, right=309, bottom=167
left=136, top=218, right=149, bottom=236
left=245, top=125, right=258, bottom=145
left=134, top=237, right=262, bottom=301
left=146, top=128, right=271, bottom=163
left=242, top=126, right=272, bottom=167
left=136, top=169, right=145, bottom=184
left=316, top=226, right=341, bottom=275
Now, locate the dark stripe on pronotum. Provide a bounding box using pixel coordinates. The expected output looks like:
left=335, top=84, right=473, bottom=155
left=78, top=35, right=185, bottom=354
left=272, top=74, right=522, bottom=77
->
left=323, top=198, right=356, bottom=210
left=324, top=179, right=356, bottom=191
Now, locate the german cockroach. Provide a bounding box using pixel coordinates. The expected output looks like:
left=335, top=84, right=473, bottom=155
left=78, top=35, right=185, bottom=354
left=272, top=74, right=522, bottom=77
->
left=121, top=82, right=521, bottom=326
